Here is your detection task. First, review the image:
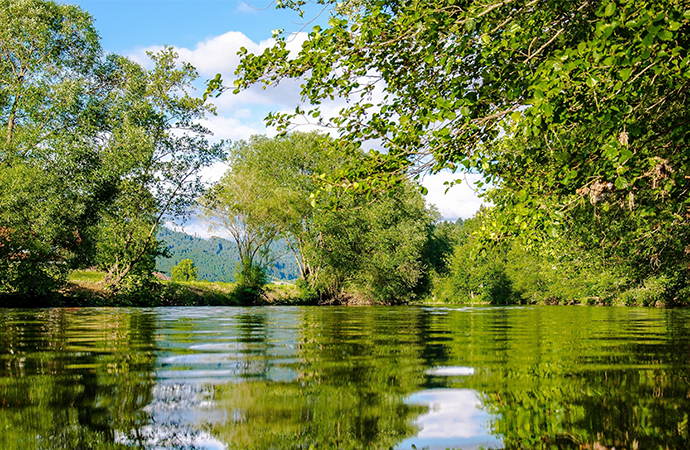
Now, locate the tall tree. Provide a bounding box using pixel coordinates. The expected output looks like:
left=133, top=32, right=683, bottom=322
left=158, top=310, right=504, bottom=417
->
left=214, top=132, right=339, bottom=287
left=201, top=165, right=282, bottom=285
left=0, top=0, right=108, bottom=296
left=0, top=0, right=100, bottom=156
left=95, top=49, right=225, bottom=290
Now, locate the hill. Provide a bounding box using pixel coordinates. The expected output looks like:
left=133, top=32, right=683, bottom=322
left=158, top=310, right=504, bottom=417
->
left=156, top=227, right=299, bottom=282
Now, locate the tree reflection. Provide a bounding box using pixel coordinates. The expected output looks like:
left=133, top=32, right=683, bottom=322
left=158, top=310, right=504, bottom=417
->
left=207, top=308, right=432, bottom=449
left=0, top=309, right=156, bottom=449
left=462, top=308, right=690, bottom=449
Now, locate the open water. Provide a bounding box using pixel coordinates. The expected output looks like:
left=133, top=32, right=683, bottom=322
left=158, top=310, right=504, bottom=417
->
left=1, top=306, right=689, bottom=449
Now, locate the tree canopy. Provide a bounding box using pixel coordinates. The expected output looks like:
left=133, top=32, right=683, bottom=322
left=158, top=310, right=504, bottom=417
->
left=171, top=258, right=198, bottom=282
left=234, top=0, right=690, bottom=292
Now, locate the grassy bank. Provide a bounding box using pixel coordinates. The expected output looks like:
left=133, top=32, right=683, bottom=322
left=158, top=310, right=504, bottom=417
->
left=0, top=270, right=305, bottom=308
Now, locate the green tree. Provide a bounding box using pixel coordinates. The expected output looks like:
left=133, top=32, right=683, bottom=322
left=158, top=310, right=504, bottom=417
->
left=0, top=0, right=111, bottom=297
left=233, top=0, right=690, bottom=298
left=201, top=164, right=281, bottom=296
left=217, top=132, right=339, bottom=288
left=171, top=258, right=198, bottom=282
left=95, top=48, right=225, bottom=290
left=313, top=182, right=438, bottom=303
left=0, top=0, right=100, bottom=155
left=206, top=132, right=439, bottom=303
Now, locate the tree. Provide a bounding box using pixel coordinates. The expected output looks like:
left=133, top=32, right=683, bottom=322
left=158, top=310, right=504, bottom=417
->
left=215, top=132, right=340, bottom=288
left=201, top=164, right=282, bottom=293
left=95, top=48, right=225, bottom=290
left=314, top=181, right=438, bottom=303
left=0, top=0, right=100, bottom=156
left=171, top=258, right=198, bottom=282
left=205, top=132, right=439, bottom=303
left=233, top=0, right=690, bottom=295
left=0, top=0, right=110, bottom=297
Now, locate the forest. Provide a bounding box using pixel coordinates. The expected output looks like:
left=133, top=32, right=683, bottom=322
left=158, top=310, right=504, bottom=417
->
left=1, top=0, right=689, bottom=306
left=155, top=227, right=301, bottom=283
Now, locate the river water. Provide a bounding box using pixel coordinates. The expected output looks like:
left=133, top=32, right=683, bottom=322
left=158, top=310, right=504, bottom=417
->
left=1, top=306, right=689, bottom=449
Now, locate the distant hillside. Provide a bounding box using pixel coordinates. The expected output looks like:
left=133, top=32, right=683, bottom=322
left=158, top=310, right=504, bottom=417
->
left=156, top=227, right=299, bottom=282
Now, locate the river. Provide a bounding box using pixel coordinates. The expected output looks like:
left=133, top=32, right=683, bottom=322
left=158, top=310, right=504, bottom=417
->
left=1, top=306, right=689, bottom=449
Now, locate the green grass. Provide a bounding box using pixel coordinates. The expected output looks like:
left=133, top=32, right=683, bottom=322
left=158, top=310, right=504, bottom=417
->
left=68, top=269, right=105, bottom=284
left=61, top=269, right=307, bottom=307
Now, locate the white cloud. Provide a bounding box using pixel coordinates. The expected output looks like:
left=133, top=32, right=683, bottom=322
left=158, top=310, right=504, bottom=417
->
left=165, top=216, right=218, bottom=240
left=420, top=171, right=485, bottom=221
left=128, top=31, right=309, bottom=118
left=133, top=31, right=484, bottom=225
left=200, top=114, right=264, bottom=142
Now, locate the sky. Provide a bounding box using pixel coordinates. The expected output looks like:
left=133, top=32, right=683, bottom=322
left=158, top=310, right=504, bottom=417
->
left=67, top=0, right=483, bottom=236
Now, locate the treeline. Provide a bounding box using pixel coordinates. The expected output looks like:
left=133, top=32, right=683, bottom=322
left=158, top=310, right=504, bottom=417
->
left=156, top=228, right=300, bottom=282
left=4, top=0, right=689, bottom=307
left=434, top=208, right=690, bottom=306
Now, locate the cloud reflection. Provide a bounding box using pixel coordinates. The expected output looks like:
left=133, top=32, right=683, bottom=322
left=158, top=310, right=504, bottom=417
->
left=400, top=388, right=502, bottom=450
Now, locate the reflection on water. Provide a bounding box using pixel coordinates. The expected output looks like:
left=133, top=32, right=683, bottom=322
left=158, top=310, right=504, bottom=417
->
left=401, top=389, right=502, bottom=450
left=1, top=306, right=690, bottom=449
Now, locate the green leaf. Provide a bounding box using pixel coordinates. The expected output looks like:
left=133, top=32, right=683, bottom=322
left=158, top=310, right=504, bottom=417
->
left=619, top=68, right=632, bottom=81
left=615, top=177, right=628, bottom=189
left=657, top=30, right=673, bottom=41
left=604, top=3, right=616, bottom=17
left=642, top=33, right=654, bottom=47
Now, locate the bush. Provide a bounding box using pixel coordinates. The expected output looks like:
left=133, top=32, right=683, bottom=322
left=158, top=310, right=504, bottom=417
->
left=171, top=258, right=198, bottom=282
left=232, top=261, right=268, bottom=305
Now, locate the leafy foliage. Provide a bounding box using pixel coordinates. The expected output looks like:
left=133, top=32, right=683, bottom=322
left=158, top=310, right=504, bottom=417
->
left=171, top=258, right=198, bottom=282
left=234, top=0, right=690, bottom=299
left=94, top=49, right=225, bottom=290
left=436, top=210, right=687, bottom=306
left=205, top=132, right=443, bottom=303
left=0, top=1, right=225, bottom=298
left=0, top=0, right=107, bottom=296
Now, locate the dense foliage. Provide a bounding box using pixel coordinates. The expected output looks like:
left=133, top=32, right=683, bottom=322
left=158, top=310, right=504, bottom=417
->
left=4, top=0, right=689, bottom=305
left=234, top=0, right=690, bottom=303
left=0, top=0, right=107, bottom=296
left=435, top=209, right=685, bottom=306
left=171, top=258, right=198, bottom=282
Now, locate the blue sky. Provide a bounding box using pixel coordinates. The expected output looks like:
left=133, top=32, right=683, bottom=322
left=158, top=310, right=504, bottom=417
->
left=66, top=0, right=482, bottom=233
left=69, top=0, right=328, bottom=53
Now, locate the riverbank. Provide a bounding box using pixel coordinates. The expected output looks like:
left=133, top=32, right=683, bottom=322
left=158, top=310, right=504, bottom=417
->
left=2, top=269, right=683, bottom=308
left=0, top=270, right=307, bottom=308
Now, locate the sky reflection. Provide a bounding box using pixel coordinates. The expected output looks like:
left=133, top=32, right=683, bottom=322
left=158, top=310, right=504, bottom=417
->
left=399, top=388, right=502, bottom=450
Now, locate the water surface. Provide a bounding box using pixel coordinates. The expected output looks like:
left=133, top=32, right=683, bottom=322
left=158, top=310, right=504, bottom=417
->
left=1, top=306, right=689, bottom=449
